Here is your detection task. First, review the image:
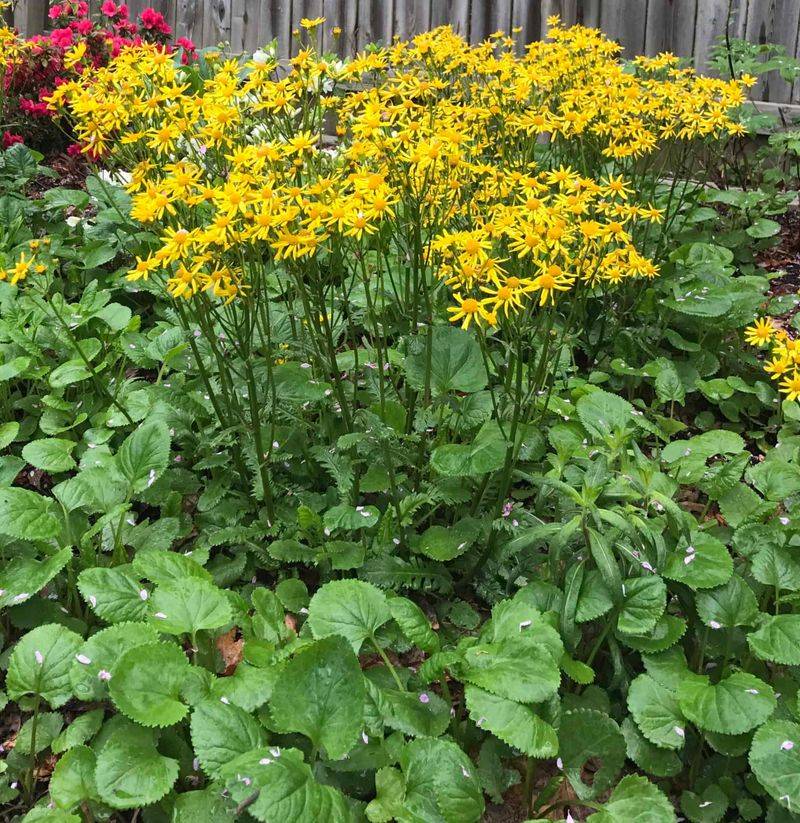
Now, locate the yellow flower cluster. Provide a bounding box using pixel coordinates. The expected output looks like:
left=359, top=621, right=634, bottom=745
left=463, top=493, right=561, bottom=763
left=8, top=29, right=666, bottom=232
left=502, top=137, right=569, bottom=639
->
left=745, top=318, right=800, bottom=401
left=50, top=18, right=745, bottom=324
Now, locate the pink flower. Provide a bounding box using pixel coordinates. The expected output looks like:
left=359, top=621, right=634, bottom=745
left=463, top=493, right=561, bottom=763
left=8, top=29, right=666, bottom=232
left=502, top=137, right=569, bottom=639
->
left=100, top=1, right=118, bottom=16
left=2, top=131, right=24, bottom=149
left=48, top=5, right=63, bottom=19
left=140, top=7, right=171, bottom=34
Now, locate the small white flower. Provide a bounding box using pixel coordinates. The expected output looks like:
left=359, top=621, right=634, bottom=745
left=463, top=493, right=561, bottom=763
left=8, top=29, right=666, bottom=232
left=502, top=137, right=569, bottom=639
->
left=392, top=537, right=401, bottom=545
left=709, top=620, right=722, bottom=630
left=269, top=747, right=281, bottom=758
left=272, top=441, right=280, bottom=450
left=259, top=757, right=272, bottom=765
left=34, top=650, right=44, bottom=665
left=193, top=758, right=200, bottom=771
left=685, top=545, right=695, bottom=554
left=674, top=726, right=685, bottom=738
left=780, top=516, right=790, bottom=525
left=461, top=765, right=471, bottom=778
left=75, top=654, right=91, bottom=665
left=220, top=696, right=230, bottom=704
left=13, top=592, right=28, bottom=603
left=699, top=801, right=712, bottom=808
left=154, top=611, right=168, bottom=619
left=419, top=693, right=430, bottom=704
left=782, top=740, right=795, bottom=751
left=147, top=469, right=157, bottom=488
left=746, top=688, right=759, bottom=695
left=556, top=757, right=563, bottom=770
left=139, top=589, right=149, bottom=600
left=476, top=716, right=486, bottom=727
left=361, top=732, right=369, bottom=744
left=98, top=669, right=112, bottom=681
left=519, top=620, right=532, bottom=631
left=683, top=553, right=696, bottom=565
left=89, top=595, right=97, bottom=607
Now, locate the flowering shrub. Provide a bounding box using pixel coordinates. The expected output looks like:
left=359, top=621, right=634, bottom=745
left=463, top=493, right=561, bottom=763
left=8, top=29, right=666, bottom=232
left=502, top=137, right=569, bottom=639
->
left=0, top=0, right=193, bottom=150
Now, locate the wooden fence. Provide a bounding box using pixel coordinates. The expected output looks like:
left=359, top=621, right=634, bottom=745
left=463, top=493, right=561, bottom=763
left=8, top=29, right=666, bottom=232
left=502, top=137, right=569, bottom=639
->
left=8, top=1, right=800, bottom=104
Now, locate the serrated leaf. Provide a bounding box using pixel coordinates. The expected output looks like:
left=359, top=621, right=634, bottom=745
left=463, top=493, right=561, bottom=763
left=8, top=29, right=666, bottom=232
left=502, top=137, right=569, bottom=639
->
left=559, top=709, right=626, bottom=800
left=0, top=487, right=60, bottom=540
left=7, top=624, right=83, bottom=707
left=617, top=577, right=666, bottom=635
left=388, top=597, right=439, bottom=653
left=380, top=686, right=451, bottom=739
left=190, top=698, right=267, bottom=779
left=617, top=614, right=686, bottom=653
left=400, top=737, right=484, bottom=823
left=220, top=747, right=354, bottom=822
left=465, top=685, right=557, bottom=757
left=0, top=548, right=72, bottom=609
left=149, top=578, right=232, bottom=635
left=749, top=719, right=800, bottom=812
left=21, top=438, right=76, bottom=473
left=577, top=389, right=635, bottom=439
left=404, top=326, right=487, bottom=396
left=621, top=717, right=681, bottom=778
left=108, top=642, right=189, bottom=727
left=117, top=421, right=170, bottom=492
left=77, top=566, right=148, bottom=624
left=662, top=532, right=732, bottom=590
left=131, top=549, right=212, bottom=586
left=51, top=709, right=104, bottom=754
left=695, top=575, right=759, bottom=628
left=307, top=579, right=391, bottom=653
left=575, top=569, right=614, bottom=623
left=680, top=784, right=728, bottom=823
left=417, top=517, right=480, bottom=561
left=587, top=774, right=677, bottom=823
left=70, top=622, right=158, bottom=702
left=270, top=635, right=364, bottom=760
left=462, top=637, right=561, bottom=703
left=49, top=745, right=97, bottom=810
left=752, top=544, right=800, bottom=592
left=95, top=722, right=178, bottom=809
left=748, top=615, right=800, bottom=665
left=677, top=672, right=776, bottom=734
left=628, top=674, right=686, bottom=749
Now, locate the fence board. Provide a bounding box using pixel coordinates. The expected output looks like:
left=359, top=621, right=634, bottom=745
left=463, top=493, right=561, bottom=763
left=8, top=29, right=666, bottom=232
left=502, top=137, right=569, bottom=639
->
left=11, top=0, right=800, bottom=104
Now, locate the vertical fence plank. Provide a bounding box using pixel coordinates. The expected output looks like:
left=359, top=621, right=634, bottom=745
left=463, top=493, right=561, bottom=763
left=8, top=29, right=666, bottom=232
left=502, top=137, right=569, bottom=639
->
left=600, top=0, right=648, bottom=56
left=668, top=0, right=699, bottom=58
left=746, top=0, right=800, bottom=102
left=13, top=0, right=48, bottom=36
left=512, top=0, right=540, bottom=51
left=175, top=0, right=204, bottom=46
left=577, top=0, right=601, bottom=27
left=693, top=0, right=747, bottom=73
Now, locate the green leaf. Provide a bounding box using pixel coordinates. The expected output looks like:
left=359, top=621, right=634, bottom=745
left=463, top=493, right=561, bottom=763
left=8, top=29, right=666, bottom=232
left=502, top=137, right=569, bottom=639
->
left=627, top=674, right=686, bottom=749
left=748, top=459, right=800, bottom=500
left=0, top=548, right=72, bottom=609
left=70, top=622, right=158, bottom=702
left=21, top=438, right=76, bottom=473
left=677, top=672, right=776, bottom=734
left=270, top=636, right=364, bottom=759
left=172, top=788, right=233, bottom=822
left=366, top=767, right=405, bottom=823
left=95, top=722, right=178, bottom=809
left=587, top=774, right=677, bottom=823
left=380, top=686, right=451, bottom=738
left=404, top=326, right=487, bottom=396
left=462, top=637, right=561, bottom=703
left=108, top=642, right=189, bottom=727
left=464, top=685, right=558, bottom=757
left=752, top=544, right=800, bottom=591
left=323, top=503, right=380, bottom=531
left=746, top=218, right=781, bottom=238
left=149, top=579, right=232, bottom=636
left=0, top=421, right=18, bottom=450
left=559, top=709, right=626, bottom=800
left=417, top=517, right=480, bottom=561
left=7, top=624, right=83, bottom=708
left=117, top=421, right=171, bottom=492
left=575, top=569, right=614, bottom=623
left=388, top=597, right=439, bottom=653
left=430, top=421, right=506, bottom=477
left=190, top=699, right=267, bottom=779
left=51, top=709, right=104, bottom=754
left=49, top=360, right=92, bottom=389
left=131, top=549, right=212, bottom=586
left=621, top=717, right=681, bottom=778
left=695, top=575, right=759, bottom=628
left=577, top=389, right=635, bottom=439
left=749, top=719, right=800, bottom=812
left=681, top=784, right=728, bottom=823
left=220, top=747, right=354, bottom=822
left=0, top=487, right=60, bottom=540
left=662, top=532, right=732, bottom=590
left=618, top=614, right=686, bottom=653
left=307, top=579, right=391, bottom=653
left=49, top=746, right=97, bottom=810
left=400, top=737, right=484, bottom=823
left=617, top=577, right=666, bottom=635
left=77, top=566, right=149, bottom=624
left=748, top=615, right=800, bottom=665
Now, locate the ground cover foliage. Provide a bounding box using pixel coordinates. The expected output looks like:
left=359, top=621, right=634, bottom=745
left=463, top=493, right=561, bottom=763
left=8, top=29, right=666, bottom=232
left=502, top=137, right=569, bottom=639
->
left=3, top=14, right=800, bottom=823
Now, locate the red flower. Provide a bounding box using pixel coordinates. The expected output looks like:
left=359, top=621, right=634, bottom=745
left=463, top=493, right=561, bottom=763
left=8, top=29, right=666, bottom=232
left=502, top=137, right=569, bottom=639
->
left=140, top=7, right=171, bottom=35
left=2, top=132, right=24, bottom=149
left=100, top=1, right=118, bottom=16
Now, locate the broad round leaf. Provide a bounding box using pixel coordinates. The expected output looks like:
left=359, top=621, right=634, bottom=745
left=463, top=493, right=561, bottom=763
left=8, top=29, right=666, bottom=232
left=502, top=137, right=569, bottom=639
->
left=190, top=698, right=267, bottom=779
left=662, top=533, right=733, bottom=590
left=558, top=709, right=626, bottom=801
left=49, top=745, right=97, bottom=810
left=417, top=517, right=480, bottom=561
left=117, top=421, right=171, bottom=492
left=695, top=575, right=759, bottom=629
left=617, top=577, right=666, bottom=636
left=270, top=635, right=365, bottom=760
left=22, top=438, right=76, bottom=473
left=628, top=674, right=686, bottom=750
left=109, top=642, right=190, bottom=727
left=465, top=684, right=558, bottom=757
left=71, top=622, right=159, bottom=701
left=7, top=624, right=83, bottom=708
left=587, top=774, right=677, bottom=823
left=149, top=578, right=232, bottom=636
left=677, top=672, right=776, bottom=735
left=0, top=548, right=72, bottom=609
left=307, top=579, right=391, bottom=653
left=95, top=723, right=179, bottom=809
left=0, top=487, right=60, bottom=540
left=77, top=566, right=149, bottom=624
left=388, top=596, right=439, bottom=653
left=748, top=615, right=800, bottom=665
left=621, top=717, right=681, bottom=778
left=749, top=719, right=800, bottom=812
left=404, top=326, right=487, bottom=396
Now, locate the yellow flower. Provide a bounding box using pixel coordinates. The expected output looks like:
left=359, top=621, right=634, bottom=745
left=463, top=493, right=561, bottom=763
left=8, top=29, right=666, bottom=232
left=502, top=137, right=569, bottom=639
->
left=780, top=371, right=800, bottom=401
left=744, top=317, right=776, bottom=347
left=300, top=16, right=325, bottom=29
left=447, top=294, right=492, bottom=330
